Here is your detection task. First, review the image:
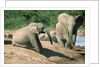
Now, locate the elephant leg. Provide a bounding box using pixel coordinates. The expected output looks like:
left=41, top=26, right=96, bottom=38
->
left=34, top=39, right=43, bottom=53
left=72, top=32, right=77, bottom=49
left=27, top=45, right=36, bottom=51
left=29, top=34, right=43, bottom=53
left=66, top=43, right=73, bottom=49
left=35, top=39, right=43, bottom=54
left=59, top=39, right=66, bottom=47
left=72, top=30, right=77, bottom=44
left=12, top=42, right=29, bottom=48
left=72, top=34, right=76, bottom=47
left=56, top=33, right=64, bottom=47
left=12, top=40, right=16, bottom=46
left=65, top=38, right=73, bottom=49
left=12, top=39, right=30, bottom=48
left=65, top=32, right=76, bottom=49
left=12, top=40, right=36, bottom=51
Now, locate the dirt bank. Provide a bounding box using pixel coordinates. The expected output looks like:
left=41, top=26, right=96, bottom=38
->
left=4, top=41, right=85, bottom=64
left=4, top=30, right=85, bottom=64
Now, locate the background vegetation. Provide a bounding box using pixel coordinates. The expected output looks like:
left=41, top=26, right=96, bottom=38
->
left=4, top=10, right=85, bottom=30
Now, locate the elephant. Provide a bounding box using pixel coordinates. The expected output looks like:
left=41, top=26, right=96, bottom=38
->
left=56, top=13, right=83, bottom=49
left=12, top=23, right=53, bottom=53
left=39, top=31, right=58, bottom=43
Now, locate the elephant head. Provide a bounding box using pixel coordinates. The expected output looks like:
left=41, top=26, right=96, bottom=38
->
left=74, top=15, right=84, bottom=30
left=28, top=23, right=53, bottom=44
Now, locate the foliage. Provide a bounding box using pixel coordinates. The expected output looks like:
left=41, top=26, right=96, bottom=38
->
left=4, top=10, right=85, bottom=30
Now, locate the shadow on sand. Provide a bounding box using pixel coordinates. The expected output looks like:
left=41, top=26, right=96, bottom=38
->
left=42, top=48, right=75, bottom=60
left=4, top=40, right=75, bottom=60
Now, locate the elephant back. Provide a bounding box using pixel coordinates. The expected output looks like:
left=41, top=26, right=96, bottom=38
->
left=58, top=13, right=75, bottom=28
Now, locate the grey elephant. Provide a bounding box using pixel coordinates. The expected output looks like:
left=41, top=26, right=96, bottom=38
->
left=39, top=31, right=58, bottom=43
left=12, top=23, right=53, bottom=53
left=56, top=13, right=83, bottom=49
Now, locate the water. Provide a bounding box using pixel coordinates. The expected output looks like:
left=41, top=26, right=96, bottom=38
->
left=56, top=35, right=85, bottom=46
left=75, top=36, right=85, bottom=46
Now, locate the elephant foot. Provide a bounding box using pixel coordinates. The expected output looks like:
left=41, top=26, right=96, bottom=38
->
left=36, top=50, right=42, bottom=54
left=71, top=46, right=78, bottom=51
left=12, top=44, right=16, bottom=46
left=65, top=45, right=73, bottom=49
left=35, top=48, right=43, bottom=54
left=68, top=47, right=73, bottom=49
left=71, top=45, right=76, bottom=50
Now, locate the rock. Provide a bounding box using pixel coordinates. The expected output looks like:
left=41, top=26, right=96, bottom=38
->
left=77, top=30, right=85, bottom=37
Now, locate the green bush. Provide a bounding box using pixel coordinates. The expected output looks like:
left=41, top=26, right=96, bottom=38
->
left=4, top=10, right=85, bottom=30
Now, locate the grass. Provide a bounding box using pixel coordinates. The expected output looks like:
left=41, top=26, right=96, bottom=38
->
left=78, top=27, right=85, bottom=30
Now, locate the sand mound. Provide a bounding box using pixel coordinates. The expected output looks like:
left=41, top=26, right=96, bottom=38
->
left=4, top=41, right=85, bottom=64
left=4, top=30, right=85, bottom=64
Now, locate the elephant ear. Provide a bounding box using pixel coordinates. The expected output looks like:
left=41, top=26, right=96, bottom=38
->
left=28, top=23, right=39, bottom=35
left=75, top=15, right=84, bottom=26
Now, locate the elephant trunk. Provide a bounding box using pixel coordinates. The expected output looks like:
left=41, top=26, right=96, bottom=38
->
left=46, top=30, right=53, bottom=44
left=41, top=29, right=53, bottom=44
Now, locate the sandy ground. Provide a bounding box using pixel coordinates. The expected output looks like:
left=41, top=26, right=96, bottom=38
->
left=4, top=30, right=85, bottom=64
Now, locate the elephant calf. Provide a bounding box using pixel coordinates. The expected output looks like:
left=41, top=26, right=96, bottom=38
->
left=12, top=23, right=53, bottom=53
left=56, top=13, right=83, bottom=49
left=39, top=31, right=58, bottom=43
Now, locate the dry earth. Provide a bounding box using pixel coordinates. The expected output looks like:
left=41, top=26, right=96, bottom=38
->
left=77, top=30, right=85, bottom=37
left=4, top=30, right=85, bottom=64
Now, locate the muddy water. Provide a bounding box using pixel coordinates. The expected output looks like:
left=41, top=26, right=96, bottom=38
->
left=56, top=35, right=85, bottom=46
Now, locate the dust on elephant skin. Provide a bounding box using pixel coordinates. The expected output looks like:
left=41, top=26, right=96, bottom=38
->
left=56, top=13, right=84, bottom=49
left=12, top=23, right=53, bottom=54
